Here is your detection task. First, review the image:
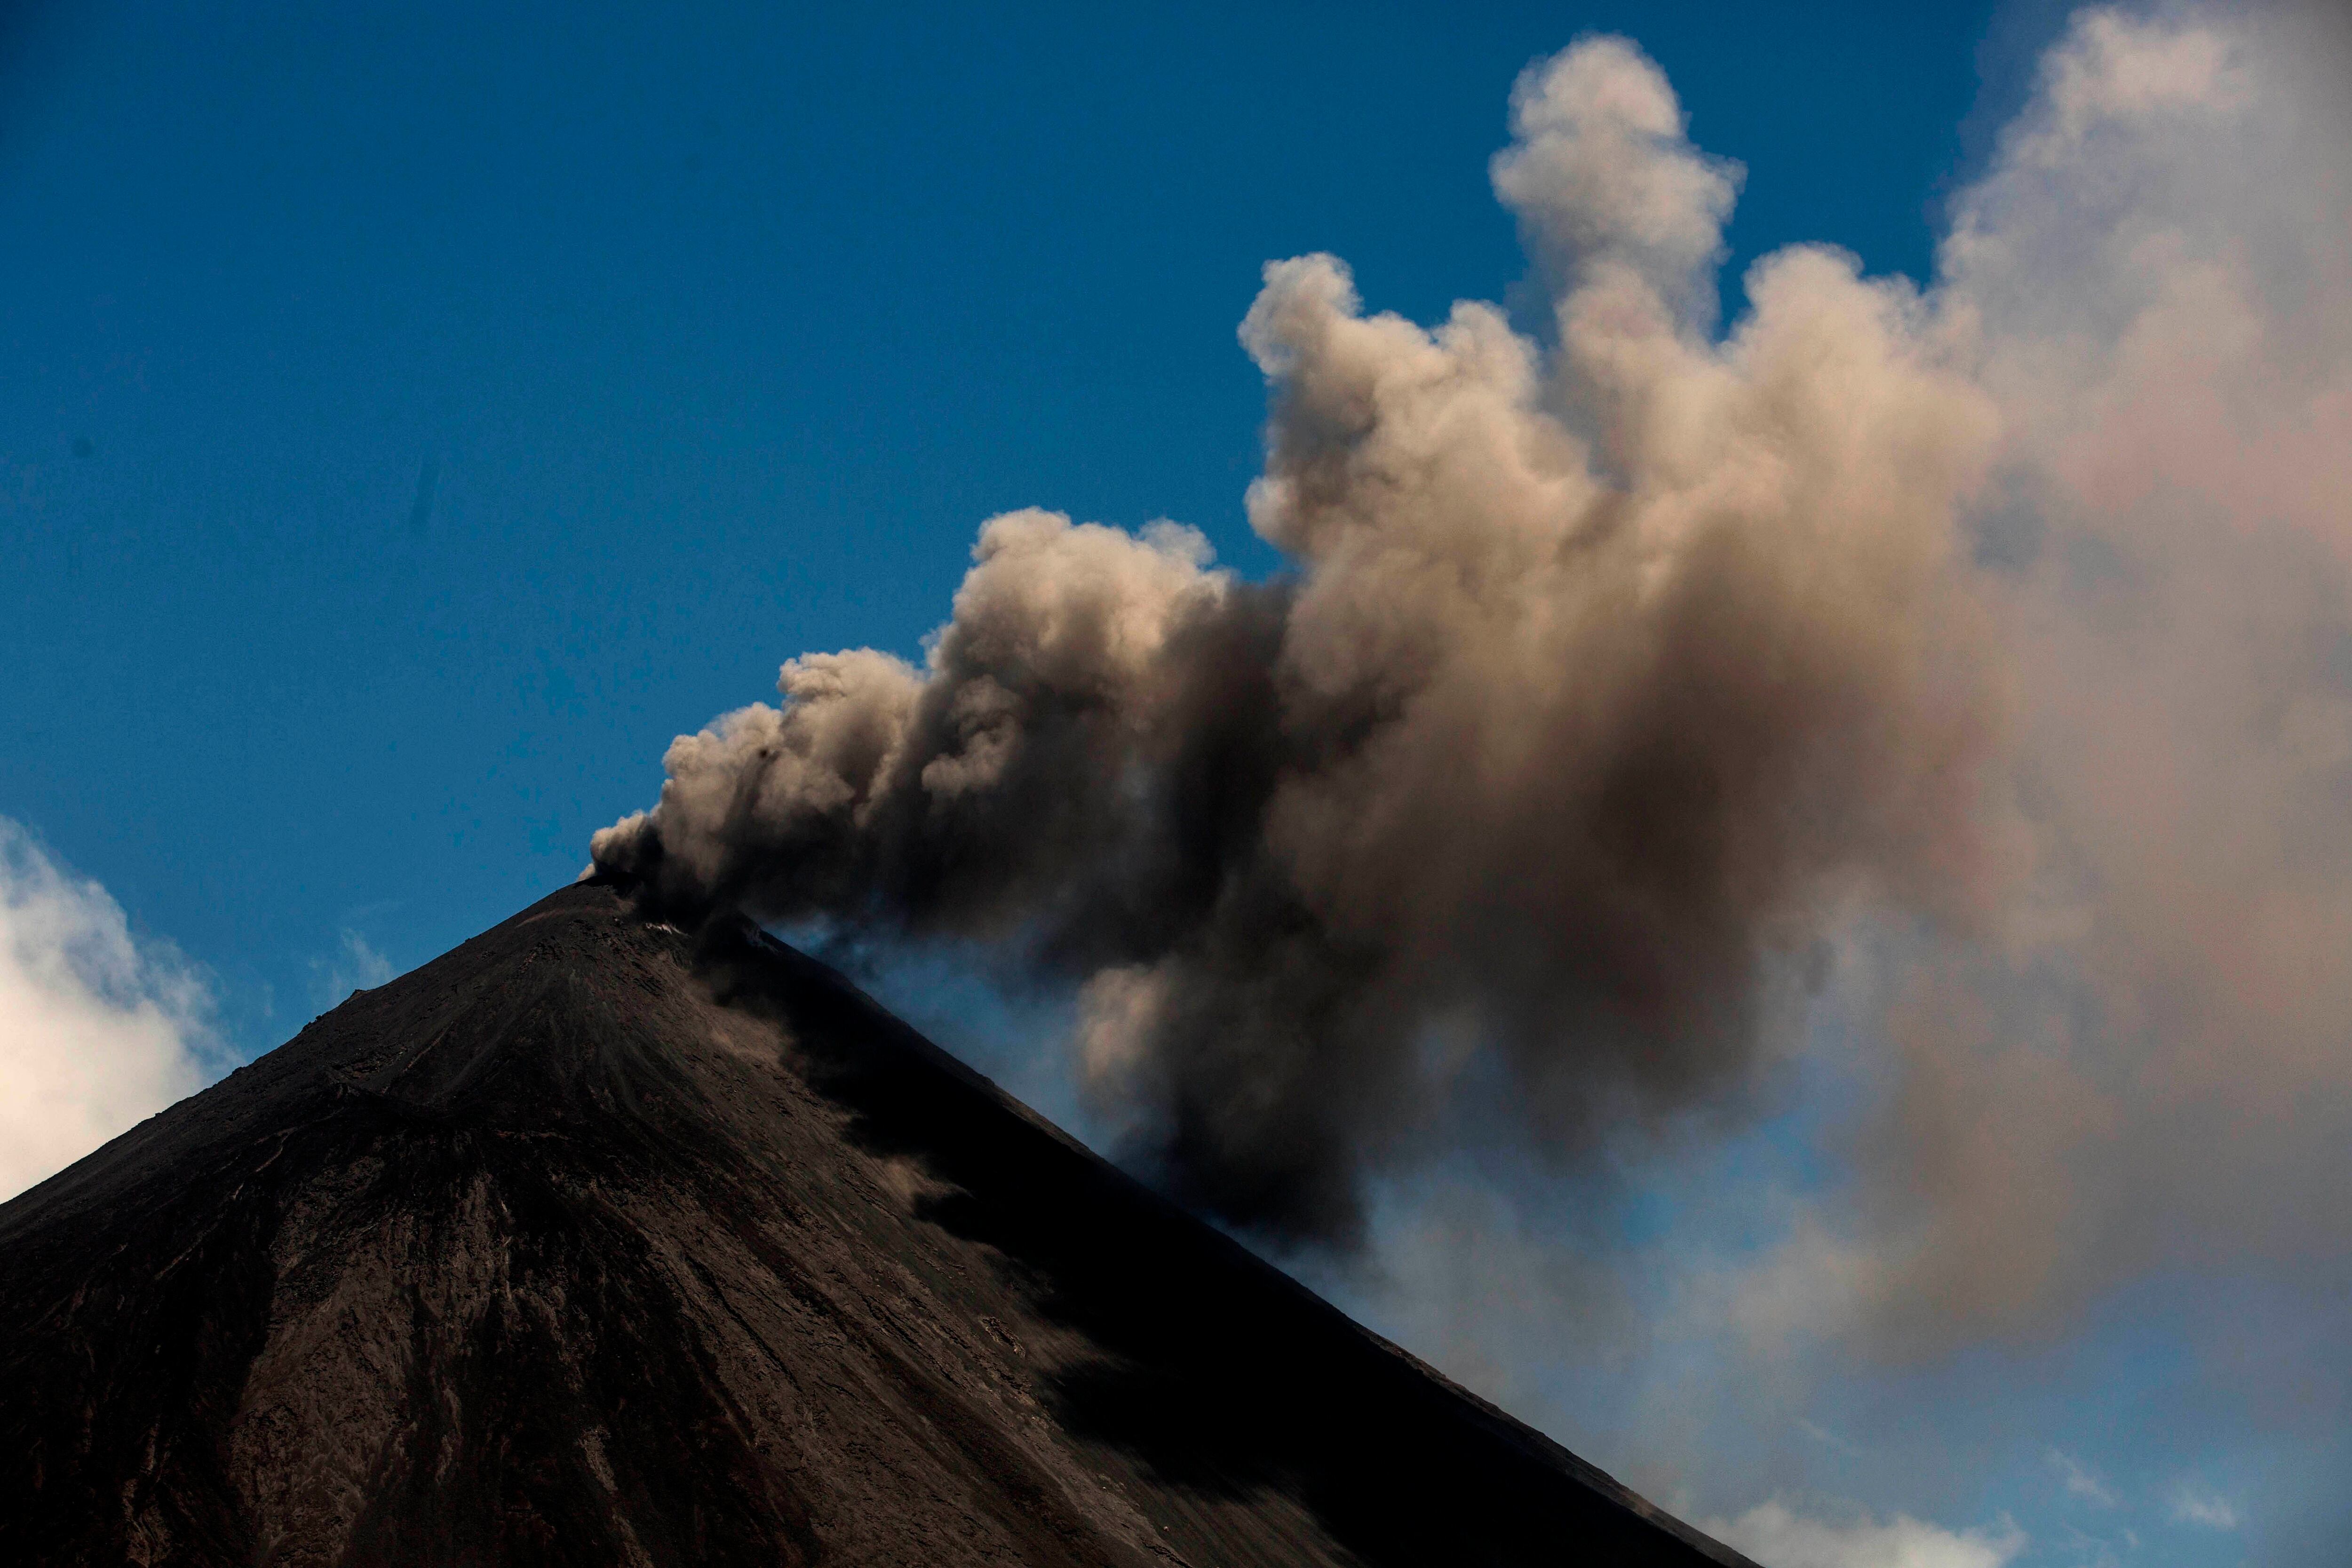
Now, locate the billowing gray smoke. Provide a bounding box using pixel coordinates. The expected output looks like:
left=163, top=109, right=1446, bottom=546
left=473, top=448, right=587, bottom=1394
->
left=594, top=34, right=2012, bottom=1241
left=602, top=7, right=2352, bottom=1352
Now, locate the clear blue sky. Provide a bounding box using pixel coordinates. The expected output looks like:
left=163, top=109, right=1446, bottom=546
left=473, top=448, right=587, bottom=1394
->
left=12, top=4, right=2336, bottom=1566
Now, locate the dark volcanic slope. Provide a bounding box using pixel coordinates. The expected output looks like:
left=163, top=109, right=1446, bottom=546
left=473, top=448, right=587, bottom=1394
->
left=0, top=882, right=1757, bottom=1568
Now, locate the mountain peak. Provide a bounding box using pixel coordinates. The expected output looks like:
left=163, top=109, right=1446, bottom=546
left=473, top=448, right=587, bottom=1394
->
left=0, top=882, right=1754, bottom=1567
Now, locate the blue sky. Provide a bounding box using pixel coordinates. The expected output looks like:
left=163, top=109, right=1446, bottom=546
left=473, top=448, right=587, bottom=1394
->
left=5, top=3, right=2345, bottom=1566
left=0, top=0, right=2030, bottom=1026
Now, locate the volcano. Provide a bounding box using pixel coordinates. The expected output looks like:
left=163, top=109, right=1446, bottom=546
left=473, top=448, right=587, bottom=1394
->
left=0, top=881, right=1756, bottom=1567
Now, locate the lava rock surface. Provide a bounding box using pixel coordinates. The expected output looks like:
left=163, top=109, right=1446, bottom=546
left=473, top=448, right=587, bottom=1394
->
left=0, top=881, right=1757, bottom=1568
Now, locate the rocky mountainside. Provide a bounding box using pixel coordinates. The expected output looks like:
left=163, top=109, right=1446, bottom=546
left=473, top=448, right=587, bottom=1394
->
left=0, top=880, right=1757, bottom=1567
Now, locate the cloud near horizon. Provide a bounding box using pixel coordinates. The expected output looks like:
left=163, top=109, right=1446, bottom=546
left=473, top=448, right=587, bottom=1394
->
left=0, top=819, right=214, bottom=1202
left=1705, top=1500, right=2027, bottom=1568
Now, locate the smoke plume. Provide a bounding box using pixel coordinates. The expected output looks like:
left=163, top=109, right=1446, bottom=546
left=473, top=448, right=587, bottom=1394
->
left=596, top=31, right=2010, bottom=1242
left=1768, top=0, right=2352, bottom=1353
left=598, top=0, right=2352, bottom=1349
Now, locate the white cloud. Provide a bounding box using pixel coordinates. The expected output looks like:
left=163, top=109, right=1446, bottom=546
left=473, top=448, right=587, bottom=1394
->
left=1706, top=1500, right=2026, bottom=1568
left=0, top=820, right=214, bottom=1202
left=2167, top=1482, right=2238, bottom=1529
left=2049, top=1449, right=2119, bottom=1508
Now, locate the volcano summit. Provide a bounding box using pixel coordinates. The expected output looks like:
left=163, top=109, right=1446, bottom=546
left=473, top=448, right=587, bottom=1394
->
left=0, top=881, right=1754, bottom=1567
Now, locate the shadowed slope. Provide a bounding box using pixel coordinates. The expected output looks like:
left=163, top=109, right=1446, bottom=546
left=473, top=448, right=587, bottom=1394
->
left=0, top=881, right=1756, bottom=1568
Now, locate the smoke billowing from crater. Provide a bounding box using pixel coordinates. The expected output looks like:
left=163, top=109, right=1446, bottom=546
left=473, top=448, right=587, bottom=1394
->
left=596, top=32, right=2011, bottom=1242
left=600, top=0, right=2352, bottom=1346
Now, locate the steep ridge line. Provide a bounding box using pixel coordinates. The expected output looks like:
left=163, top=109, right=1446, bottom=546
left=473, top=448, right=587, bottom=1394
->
left=0, top=880, right=1759, bottom=1567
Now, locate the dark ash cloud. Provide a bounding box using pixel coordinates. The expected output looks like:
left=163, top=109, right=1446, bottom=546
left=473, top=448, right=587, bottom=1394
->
left=594, top=36, right=2012, bottom=1244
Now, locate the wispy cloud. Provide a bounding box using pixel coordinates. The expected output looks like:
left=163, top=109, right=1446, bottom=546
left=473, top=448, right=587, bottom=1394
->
left=2048, top=1449, right=2119, bottom=1508
left=311, top=929, right=396, bottom=1010
left=2051, top=1521, right=2124, bottom=1568
left=2168, top=1482, right=2238, bottom=1530
left=1801, top=1419, right=1866, bottom=1460
left=1704, top=1500, right=2026, bottom=1568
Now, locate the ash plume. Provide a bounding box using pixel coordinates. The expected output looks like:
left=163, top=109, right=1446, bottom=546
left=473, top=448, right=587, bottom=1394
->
left=602, top=4, right=2352, bottom=1355
left=595, top=33, right=2011, bottom=1242
left=1769, top=0, right=2352, bottom=1353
